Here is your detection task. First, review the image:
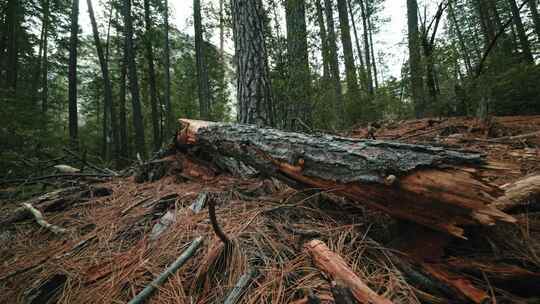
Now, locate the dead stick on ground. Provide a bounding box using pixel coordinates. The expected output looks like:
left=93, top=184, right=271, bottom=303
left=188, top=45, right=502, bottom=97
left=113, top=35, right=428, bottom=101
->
left=223, top=268, right=257, bottom=304
left=21, top=203, right=67, bottom=234
left=127, top=236, right=204, bottom=304
left=305, top=239, right=394, bottom=304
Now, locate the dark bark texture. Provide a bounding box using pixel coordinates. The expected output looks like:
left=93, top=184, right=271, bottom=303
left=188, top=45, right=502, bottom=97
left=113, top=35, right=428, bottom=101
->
left=336, top=0, right=360, bottom=103
left=144, top=0, right=161, bottom=151
left=407, top=0, right=425, bottom=118
left=178, top=119, right=516, bottom=238
left=285, top=0, right=312, bottom=127
left=123, top=0, right=146, bottom=158
left=68, top=0, right=79, bottom=148
left=231, top=0, right=274, bottom=126
left=194, top=0, right=211, bottom=120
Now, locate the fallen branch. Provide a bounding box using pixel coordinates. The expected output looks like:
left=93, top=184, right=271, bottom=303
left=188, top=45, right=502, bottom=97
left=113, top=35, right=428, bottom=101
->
left=0, top=173, right=114, bottom=186
left=223, top=268, right=257, bottom=304
left=304, top=239, right=393, bottom=304
left=21, top=203, right=67, bottom=234
left=127, top=236, right=204, bottom=304
left=464, top=131, right=540, bottom=144
left=208, top=194, right=230, bottom=244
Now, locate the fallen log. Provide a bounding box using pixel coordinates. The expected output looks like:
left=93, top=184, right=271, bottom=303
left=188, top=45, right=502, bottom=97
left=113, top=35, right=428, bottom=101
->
left=177, top=119, right=516, bottom=238
left=304, top=239, right=393, bottom=304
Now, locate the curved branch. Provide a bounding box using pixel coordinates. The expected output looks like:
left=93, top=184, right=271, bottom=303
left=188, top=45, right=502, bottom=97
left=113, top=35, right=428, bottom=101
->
left=208, top=194, right=230, bottom=244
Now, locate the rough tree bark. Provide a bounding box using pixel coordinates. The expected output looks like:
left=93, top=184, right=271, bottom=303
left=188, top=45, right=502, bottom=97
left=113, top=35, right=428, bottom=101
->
left=119, top=28, right=129, bottom=164
left=143, top=0, right=161, bottom=151
left=231, top=0, right=274, bottom=126
left=124, top=0, right=146, bottom=158
left=68, top=0, right=79, bottom=149
left=177, top=119, right=516, bottom=238
left=194, top=0, right=211, bottom=120
left=285, top=0, right=312, bottom=127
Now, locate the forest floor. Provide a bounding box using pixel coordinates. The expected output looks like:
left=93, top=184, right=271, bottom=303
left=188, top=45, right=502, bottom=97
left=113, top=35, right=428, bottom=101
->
left=0, top=116, right=539, bottom=304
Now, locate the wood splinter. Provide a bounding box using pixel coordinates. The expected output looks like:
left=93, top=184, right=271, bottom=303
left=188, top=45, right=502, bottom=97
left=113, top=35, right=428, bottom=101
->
left=305, top=239, right=394, bottom=304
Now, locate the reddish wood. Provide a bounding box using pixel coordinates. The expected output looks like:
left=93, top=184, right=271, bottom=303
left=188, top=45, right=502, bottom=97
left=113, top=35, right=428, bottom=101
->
left=177, top=119, right=517, bottom=238
left=305, top=239, right=394, bottom=304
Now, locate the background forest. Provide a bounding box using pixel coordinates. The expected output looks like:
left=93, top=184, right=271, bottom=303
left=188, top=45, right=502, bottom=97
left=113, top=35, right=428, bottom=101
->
left=1, top=0, right=539, bottom=177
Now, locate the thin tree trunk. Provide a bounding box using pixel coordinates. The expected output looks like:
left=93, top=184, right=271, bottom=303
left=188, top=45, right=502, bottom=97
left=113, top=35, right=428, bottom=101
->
left=194, top=0, right=211, bottom=120
left=407, top=0, right=425, bottom=118
left=68, top=0, right=79, bottom=149
left=285, top=0, right=312, bottom=127
left=119, top=39, right=129, bottom=164
left=315, top=0, right=331, bottom=81
left=87, top=0, right=114, bottom=161
left=163, top=0, right=173, bottom=137
left=32, top=14, right=45, bottom=106
left=359, top=0, right=374, bottom=95
left=123, top=0, right=146, bottom=158
left=448, top=0, right=472, bottom=75
left=337, top=0, right=360, bottom=102
left=529, top=0, right=540, bottom=40
left=368, top=15, right=378, bottom=89
left=41, top=0, right=49, bottom=115
left=143, top=0, right=161, bottom=151
left=323, top=0, right=345, bottom=123
left=347, top=0, right=367, bottom=91
left=231, top=0, right=274, bottom=126
left=105, top=3, right=119, bottom=164
left=4, top=0, right=18, bottom=94
left=507, top=0, right=534, bottom=63
left=219, top=0, right=224, bottom=59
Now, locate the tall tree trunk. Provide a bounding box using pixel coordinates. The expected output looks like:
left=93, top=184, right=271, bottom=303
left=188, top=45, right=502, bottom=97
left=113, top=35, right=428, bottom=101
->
left=123, top=0, right=146, bottom=158
left=143, top=0, right=161, bottom=151
left=347, top=0, right=368, bottom=92
left=219, top=0, right=225, bottom=58
left=323, top=0, right=345, bottom=123
left=407, top=0, right=425, bottom=118
left=507, top=0, right=534, bottom=63
left=529, top=0, right=540, bottom=41
left=315, top=0, right=331, bottom=81
left=337, top=0, right=360, bottom=103
left=4, top=0, right=18, bottom=94
left=285, top=0, right=312, bottom=127
left=32, top=15, right=45, bottom=106
left=105, top=4, right=119, bottom=164
left=448, top=0, right=472, bottom=75
left=231, top=0, right=274, bottom=126
left=68, top=0, right=79, bottom=149
left=119, top=38, right=129, bottom=164
left=359, top=0, right=374, bottom=95
left=368, top=15, right=378, bottom=89
left=87, top=0, right=114, bottom=160
left=163, top=0, right=173, bottom=137
left=41, top=0, right=49, bottom=115
left=194, top=0, right=211, bottom=120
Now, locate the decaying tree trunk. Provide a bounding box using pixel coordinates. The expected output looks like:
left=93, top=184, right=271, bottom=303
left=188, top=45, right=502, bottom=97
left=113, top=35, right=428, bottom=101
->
left=177, top=119, right=516, bottom=238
